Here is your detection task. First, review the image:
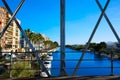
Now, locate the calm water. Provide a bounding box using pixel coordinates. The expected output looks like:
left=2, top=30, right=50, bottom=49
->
left=51, top=48, right=120, bottom=76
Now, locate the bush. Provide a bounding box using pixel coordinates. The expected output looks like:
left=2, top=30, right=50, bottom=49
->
left=11, top=61, right=35, bottom=78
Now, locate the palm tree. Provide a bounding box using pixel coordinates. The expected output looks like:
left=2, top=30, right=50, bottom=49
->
left=43, top=40, right=53, bottom=49
left=24, top=29, right=58, bottom=50
left=24, top=29, right=32, bottom=48
left=30, top=32, right=36, bottom=46
left=24, top=29, right=35, bottom=46
left=32, top=33, right=43, bottom=50
left=24, top=29, right=31, bottom=39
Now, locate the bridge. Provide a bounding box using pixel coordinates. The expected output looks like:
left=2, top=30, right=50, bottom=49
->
left=0, top=0, right=120, bottom=79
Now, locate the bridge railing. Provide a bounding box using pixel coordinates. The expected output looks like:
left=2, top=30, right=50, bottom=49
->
left=0, top=51, right=120, bottom=79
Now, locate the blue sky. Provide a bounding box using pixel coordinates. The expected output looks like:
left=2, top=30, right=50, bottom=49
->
left=0, top=0, right=120, bottom=44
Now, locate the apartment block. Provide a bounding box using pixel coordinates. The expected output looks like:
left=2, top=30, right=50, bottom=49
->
left=0, top=7, right=20, bottom=52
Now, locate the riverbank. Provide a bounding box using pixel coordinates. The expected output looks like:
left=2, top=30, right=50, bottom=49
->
left=66, top=45, right=120, bottom=60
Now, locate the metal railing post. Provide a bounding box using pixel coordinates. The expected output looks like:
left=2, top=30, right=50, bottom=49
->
left=110, top=49, right=114, bottom=76
left=10, top=51, right=13, bottom=79
left=60, top=0, right=67, bottom=76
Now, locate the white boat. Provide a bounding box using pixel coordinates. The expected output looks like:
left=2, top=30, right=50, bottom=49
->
left=44, top=61, right=51, bottom=69
left=48, top=53, right=52, bottom=55
left=40, top=72, right=48, bottom=77
left=44, top=55, right=53, bottom=61
left=43, top=61, right=51, bottom=75
left=113, top=55, right=119, bottom=59
left=53, top=48, right=58, bottom=52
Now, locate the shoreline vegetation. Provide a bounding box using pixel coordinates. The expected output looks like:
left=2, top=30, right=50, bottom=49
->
left=66, top=42, right=120, bottom=60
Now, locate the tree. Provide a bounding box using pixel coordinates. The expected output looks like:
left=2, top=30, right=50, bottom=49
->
left=78, top=45, right=85, bottom=50
left=34, top=33, right=44, bottom=44
left=24, top=29, right=58, bottom=50
left=24, top=29, right=44, bottom=43
left=94, top=42, right=107, bottom=53
left=89, top=43, right=97, bottom=49
left=53, top=41, right=59, bottom=47
left=24, top=29, right=31, bottom=40
left=99, top=42, right=107, bottom=49
left=94, top=44, right=101, bottom=52
left=43, top=41, right=52, bottom=49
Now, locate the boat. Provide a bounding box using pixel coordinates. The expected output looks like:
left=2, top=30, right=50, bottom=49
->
left=46, top=55, right=53, bottom=61
left=43, top=61, right=51, bottom=75
left=44, top=61, right=51, bottom=69
left=40, top=72, right=48, bottom=77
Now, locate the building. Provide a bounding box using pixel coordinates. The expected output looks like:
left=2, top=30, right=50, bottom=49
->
left=0, top=7, right=20, bottom=52
left=0, top=7, right=7, bottom=51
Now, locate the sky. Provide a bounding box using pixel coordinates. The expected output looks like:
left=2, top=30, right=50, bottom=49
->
left=0, top=0, right=120, bottom=45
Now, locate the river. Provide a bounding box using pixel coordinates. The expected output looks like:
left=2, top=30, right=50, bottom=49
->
left=51, top=48, right=120, bottom=76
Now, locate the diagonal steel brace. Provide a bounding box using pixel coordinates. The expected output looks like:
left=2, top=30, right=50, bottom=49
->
left=72, top=0, right=110, bottom=76
left=2, top=0, right=50, bottom=77
left=0, top=0, right=24, bottom=39
left=96, top=0, right=120, bottom=44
